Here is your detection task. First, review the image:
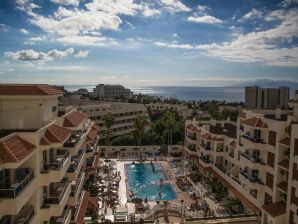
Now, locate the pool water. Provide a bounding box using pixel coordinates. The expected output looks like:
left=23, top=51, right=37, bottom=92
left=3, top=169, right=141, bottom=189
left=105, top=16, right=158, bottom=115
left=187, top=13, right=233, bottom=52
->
left=126, top=163, right=177, bottom=201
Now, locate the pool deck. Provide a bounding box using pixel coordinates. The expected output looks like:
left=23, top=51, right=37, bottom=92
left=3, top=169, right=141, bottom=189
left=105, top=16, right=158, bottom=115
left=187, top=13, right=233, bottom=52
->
left=117, top=160, right=195, bottom=209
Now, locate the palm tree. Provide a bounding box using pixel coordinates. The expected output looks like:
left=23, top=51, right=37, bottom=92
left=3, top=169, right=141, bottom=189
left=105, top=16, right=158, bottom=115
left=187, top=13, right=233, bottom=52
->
left=103, top=112, right=115, bottom=146
left=164, top=112, right=176, bottom=146
left=133, top=113, right=149, bottom=148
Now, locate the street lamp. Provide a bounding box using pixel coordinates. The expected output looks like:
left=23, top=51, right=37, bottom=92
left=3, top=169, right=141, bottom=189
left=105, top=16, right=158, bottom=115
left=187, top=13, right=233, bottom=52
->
left=180, top=199, right=184, bottom=223
left=156, top=201, right=160, bottom=223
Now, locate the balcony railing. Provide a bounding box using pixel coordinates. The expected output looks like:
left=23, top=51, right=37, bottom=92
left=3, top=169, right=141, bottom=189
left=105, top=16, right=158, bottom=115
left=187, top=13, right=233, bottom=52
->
left=241, top=153, right=264, bottom=164
left=215, top=164, right=227, bottom=174
left=200, top=156, right=211, bottom=164
left=43, top=178, right=70, bottom=206
left=64, top=130, right=85, bottom=148
left=86, top=157, right=95, bottom=167
left=0, top=170, right=34, bottom=198
left=200, top=143, right=211, bottom=150
left=67, top=149, right=84, bottom=173
left=240, top=170, right=262, bottom=184
left=71, top=191, right=84, bottom=221
left=187, top=145, right=196, bottom=152
left=16, top=205, right=35, bottom=224
left=242, top=135, right=265, bottom=144
left=70, top=171, right=84, bottom=197
left=42, top=150, right=69, bottom=172
left=86, top=146, right=95, bottom=153
left=50, top=206, right=71, bottom=224
left=187, top=135, right=197, bottom=140
left=229, top=153, right=234, bottom=158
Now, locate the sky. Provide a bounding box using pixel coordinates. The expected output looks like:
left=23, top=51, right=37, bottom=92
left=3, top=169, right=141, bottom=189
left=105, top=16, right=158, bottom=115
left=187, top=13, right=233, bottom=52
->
left=0, top=0, right=298, bottom=87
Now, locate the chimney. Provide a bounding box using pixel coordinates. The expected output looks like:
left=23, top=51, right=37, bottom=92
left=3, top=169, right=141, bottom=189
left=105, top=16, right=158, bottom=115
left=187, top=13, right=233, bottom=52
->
left=275, top=107, right=281, bottom=120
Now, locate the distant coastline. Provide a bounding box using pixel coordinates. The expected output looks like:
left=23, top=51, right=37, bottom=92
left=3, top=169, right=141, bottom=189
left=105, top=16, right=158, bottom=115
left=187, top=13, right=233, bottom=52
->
left=64, top=85, right=245, bottom=102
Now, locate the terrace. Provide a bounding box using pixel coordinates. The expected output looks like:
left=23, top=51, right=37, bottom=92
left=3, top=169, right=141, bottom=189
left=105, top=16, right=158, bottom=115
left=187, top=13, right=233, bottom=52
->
left=42, top=149, right=70, bottom=172
left=42, top=178, right=70, bottom=206
left=0, top=168, right=34, bottom=198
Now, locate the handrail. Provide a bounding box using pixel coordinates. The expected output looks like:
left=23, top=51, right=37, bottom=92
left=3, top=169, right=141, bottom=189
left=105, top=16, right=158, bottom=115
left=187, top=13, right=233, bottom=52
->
left=0, top=170, right=34, bottom=198
left=16, top=205, right=35, bottom=224
left=42, top=150, right=69, bottom=171
left=242, top=135, right=265, bottom=144
left=43, top=178, right=70, bottom=205
left=200, top=144, right=211, bottom=150
left=241, top=153, right=263, bottom=164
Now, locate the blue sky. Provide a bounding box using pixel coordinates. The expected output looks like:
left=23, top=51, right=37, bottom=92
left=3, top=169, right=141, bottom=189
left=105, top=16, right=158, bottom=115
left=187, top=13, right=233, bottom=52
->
left=0, top=0, right=297, bottom=87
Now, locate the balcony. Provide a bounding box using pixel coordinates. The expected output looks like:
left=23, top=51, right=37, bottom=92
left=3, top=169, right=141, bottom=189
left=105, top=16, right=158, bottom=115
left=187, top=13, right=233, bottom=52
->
left=85, top=144, right=96, bottom=158
left=40, top=149, right=70, bottom=184
left=199, top=156, right=212, bottom=168
left=185, top=144, right=196, bottom=154
left=64, top=130, right=86, bottom=156
left=50, top=206, right=71, bottom=224
left=215, top=164, right=227, bottom=175
left=85, top=155, right=99, bottom=174
left=0, top=169, right=34, bottom=198
left=71, top=190, right=85, bottom=222
left=66, top=149, right=85, bottom=181
left=200, top=143, right=211, bottom=151
left=229, top=152, right=234, bottom=158
left=240, top=170, right=263, bottom=185
left=68, top=172, right=85, bottom=206
left=16, top=205, right=35, bottom=224
left=241, top=135, right=266, bottom=150
left=276, top=181, right=288, bottom=194
left=240, top=153, right=265, bottom=170
left=43, top=178, right=70, bottom=206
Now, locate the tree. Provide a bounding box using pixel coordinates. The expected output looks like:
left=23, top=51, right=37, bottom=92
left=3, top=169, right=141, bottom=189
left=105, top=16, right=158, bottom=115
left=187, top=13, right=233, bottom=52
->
left=133, top=113, right=149, bottom=148
left=103, top=112, right=115, bottom=146
left=163, top=111, right=176, bottom=146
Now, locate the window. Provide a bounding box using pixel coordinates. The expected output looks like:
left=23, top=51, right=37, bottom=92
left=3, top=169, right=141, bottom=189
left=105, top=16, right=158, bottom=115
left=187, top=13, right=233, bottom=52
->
left=268, top=131, right=276, bottom=146
left=52, top=106, right=57, bottom=112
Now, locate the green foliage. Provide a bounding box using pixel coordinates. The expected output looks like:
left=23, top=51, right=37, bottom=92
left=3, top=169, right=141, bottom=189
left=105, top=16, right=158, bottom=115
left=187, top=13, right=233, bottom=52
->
left=226, top=197, right=245, bottom=214
left=133, top=113, right=149, bottom=146
left=103, top=112, right=115, bottom=146
left=111, top=134, right=136, bottom=146
left=190, top=173, right=202, bottom=183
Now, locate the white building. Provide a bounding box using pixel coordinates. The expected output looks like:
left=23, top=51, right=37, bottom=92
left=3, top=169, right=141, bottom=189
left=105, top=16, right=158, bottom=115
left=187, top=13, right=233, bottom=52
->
left=146, top=103, right=193, bottom=119
left=92, top=84, right=132, bottom=100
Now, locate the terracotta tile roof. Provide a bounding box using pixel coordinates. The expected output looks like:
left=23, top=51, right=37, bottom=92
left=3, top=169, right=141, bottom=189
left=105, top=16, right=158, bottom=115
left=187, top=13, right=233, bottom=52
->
left=0, top=84, right=63, bottom=95
left=263, top=201, right=286, bottom=217
left=63, top=111, right=87, bottom=128
left=76, top=191, right=89, bottom=224
left=279, top=137, right=291, bottom=146
left=40, top=124, right=72, bottom=145
left=276, top=181, right=288, bottom=192
left=209, top=169, right=260, bottom=213
left=213, top=137, right=224, bottom=142
left=289, top=99, right=298, bottom=104
left=186, top=123, right=199, bottom=132
left=239, top=112, right=246, bottom=119
left=229, top=140, right=236, bottom=148
left=278, top=159, right=289, bottom=170
left=0, top=135, right=36, bottom=164
left=201, top=133, right=212, bottom=140
left=86, top=125, right=98, bottom=142
left=88, top=196, right=99, bottom=209
left=242, top=117, right=268, bottom=128
left=85, top=155, right=99, bottom=173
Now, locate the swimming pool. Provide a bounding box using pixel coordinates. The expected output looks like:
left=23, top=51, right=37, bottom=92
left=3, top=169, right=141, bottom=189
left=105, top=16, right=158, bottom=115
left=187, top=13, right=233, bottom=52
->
left=126, top=163, right=177, bottom=201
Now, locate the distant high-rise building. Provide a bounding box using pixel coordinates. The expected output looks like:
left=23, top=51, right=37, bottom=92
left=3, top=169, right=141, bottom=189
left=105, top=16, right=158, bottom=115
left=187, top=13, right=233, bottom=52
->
left=92, top=84, right=132, bottom=100
left=245, top=86, right=289, bottom=109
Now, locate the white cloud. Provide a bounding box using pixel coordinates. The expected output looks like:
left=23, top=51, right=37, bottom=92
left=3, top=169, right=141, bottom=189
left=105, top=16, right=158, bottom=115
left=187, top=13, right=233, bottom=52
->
left=141, top=3, right=161, bottom=17
left=74, top=50, right=89, bottom=58
left=187, top=15, right=223, bottom=24
left=155, top=41, right=193, bottom=49
left=155, top=8, right=298, bottom=66
left=197, top=5, right=210, bottom=12
left=25, top=35, right=47, bottom=44
left=0, top=24, right=7, bottom=32
left=56, top=35, right=118, bottom=46
left=19, top=28, right=29, bottom=34
left=50, top=0, right=79, bottom=6
left=239, top=8, right=263, bottom=22
left=173, top=33, right=179, bottom=38
left=158, top=0, right=191, bottom=13
left=280, top=0, right=298, bottom=7
left=4, top=48, right=75, bottom=62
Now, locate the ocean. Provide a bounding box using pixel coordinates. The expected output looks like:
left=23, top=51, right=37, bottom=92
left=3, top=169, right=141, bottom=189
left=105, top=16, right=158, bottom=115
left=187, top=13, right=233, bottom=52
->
left=64, top=85, right=245, bottom=102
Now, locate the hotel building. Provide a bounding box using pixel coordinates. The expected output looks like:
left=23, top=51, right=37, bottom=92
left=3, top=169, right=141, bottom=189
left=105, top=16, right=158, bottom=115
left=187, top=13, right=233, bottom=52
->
left=184, top=91, right=298, bottom=224
left=245, top=86, right=289, bottom=110
left=75, top=102, right=149, bottom=140
left=146, top=103, right=193, bottom=119
left=92, top=84, right=132, bottom=100
left=0, top=84, right=100, bottom=224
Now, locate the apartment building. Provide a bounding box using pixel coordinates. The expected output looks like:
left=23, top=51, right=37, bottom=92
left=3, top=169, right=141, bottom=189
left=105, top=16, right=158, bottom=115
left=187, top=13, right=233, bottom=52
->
left=184, top=91, right=298, bottom=224
left=76, top=102, right=149, bottom=140
left=245, top=86, right=289, bottom=109
left=146, top=103, right=193, bottom=119
left=92, top=84, right=132, bottom=100
left=0, top=84, right=100, bottom=224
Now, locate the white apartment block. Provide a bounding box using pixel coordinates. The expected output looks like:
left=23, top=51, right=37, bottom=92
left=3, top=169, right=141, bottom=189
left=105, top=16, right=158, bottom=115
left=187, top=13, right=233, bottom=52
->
left=184, top=91, right=298, bottom=224
left=146, top=103, right=193, bottom=119
left=92, top=84, right=132, bottom=100
left=76, top=102, right=149, bottom=140
left=0, top=84, right=100, bottom=224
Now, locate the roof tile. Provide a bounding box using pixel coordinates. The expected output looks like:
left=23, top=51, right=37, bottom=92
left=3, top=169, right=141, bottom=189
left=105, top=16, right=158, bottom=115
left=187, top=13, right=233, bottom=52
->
left=63, top=111, right=87, bottom=128
left=0, top=84, right=63, bottom=96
